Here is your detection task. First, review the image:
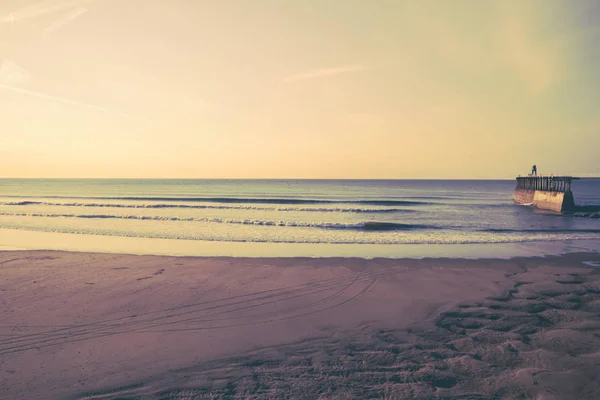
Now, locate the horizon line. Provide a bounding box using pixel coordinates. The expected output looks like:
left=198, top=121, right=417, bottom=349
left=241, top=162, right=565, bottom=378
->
left=0, top=177, right=517, bottom=180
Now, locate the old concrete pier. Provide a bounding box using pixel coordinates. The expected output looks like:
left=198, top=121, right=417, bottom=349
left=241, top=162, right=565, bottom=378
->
left=513, top=176, right=576, bottom=212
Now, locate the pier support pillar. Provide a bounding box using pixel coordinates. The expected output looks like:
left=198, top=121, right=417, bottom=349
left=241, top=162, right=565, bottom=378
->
left=562, top=191, right=575, bottom=212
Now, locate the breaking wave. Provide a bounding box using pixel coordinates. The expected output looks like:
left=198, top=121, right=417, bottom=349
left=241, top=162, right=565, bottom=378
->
left=0, top=201, right=412, bottom=213
left=0, top=212, right=435, bottom=231
left=0, top=197, right=429, bottom=206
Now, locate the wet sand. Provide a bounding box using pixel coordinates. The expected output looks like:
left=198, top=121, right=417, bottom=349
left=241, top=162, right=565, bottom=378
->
left=1, top=251, right=600, bottom=399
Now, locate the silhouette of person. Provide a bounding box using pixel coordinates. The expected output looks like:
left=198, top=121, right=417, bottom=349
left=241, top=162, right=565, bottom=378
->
left=532, top=165, right=537, bottom=176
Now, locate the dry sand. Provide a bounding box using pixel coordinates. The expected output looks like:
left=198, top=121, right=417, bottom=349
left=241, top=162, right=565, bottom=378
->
left=1, top=251, right=600, bottom=399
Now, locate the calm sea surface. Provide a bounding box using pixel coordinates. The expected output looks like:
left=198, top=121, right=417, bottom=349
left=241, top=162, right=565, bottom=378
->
left=1, top=179, right=599, bottom=256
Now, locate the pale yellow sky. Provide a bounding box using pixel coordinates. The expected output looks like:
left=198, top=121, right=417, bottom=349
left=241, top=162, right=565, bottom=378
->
left=1, top=0, right=599, bottom=178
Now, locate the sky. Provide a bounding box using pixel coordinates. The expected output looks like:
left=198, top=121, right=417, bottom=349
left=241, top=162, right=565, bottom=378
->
left=1, top=0, right=599, bottom=179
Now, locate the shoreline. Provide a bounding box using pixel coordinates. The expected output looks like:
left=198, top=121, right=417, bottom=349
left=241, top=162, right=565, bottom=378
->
left=1, top=250, right=600, bottom=399
left=2, top=247, right=600, bottom=262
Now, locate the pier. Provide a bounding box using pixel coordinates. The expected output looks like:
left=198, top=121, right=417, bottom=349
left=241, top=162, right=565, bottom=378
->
left=514, top=174, right=600, bottom=213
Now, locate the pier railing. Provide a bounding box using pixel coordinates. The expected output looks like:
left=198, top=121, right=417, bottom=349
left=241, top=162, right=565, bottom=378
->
left=515, top=176, right=572, bottom=192
left=528, top=173, right=600, bottom=180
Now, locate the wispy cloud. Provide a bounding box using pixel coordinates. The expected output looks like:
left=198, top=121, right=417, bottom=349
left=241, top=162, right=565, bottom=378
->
left=0, top=83, right=151, bottom=121
left=0, top=0, right=94, bottom=23
left=42, top=7, right=87, bottom=41
left=0, top=60, right=31, bottom=86
left=282, top=65, right=368, bottom=83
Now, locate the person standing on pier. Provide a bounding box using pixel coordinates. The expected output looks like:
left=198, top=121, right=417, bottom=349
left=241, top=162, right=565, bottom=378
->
left=532, top=165, right=537, bottom=176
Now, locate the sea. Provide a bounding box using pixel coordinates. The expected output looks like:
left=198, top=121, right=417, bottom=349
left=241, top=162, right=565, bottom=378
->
left=1, top=179, right=599, bottom=258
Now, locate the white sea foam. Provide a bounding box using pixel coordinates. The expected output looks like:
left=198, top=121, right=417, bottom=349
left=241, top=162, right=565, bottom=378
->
left=0, top=201, right=407, bottom=213
left=0, top=212, right=429, bottom=231
left=582, top=261, right=600, bottom=267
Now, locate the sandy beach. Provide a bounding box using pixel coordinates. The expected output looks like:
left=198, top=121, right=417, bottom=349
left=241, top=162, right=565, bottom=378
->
left=0, top=251, right=599, bottom=399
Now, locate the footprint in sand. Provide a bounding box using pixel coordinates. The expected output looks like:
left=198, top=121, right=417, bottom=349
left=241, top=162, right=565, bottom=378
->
left=536, top=390, right=559, bottom=400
